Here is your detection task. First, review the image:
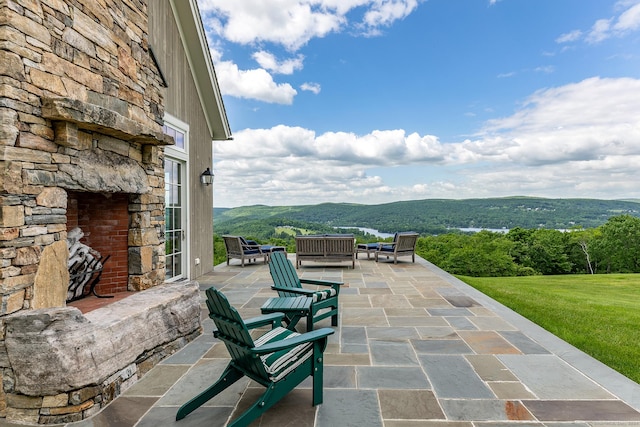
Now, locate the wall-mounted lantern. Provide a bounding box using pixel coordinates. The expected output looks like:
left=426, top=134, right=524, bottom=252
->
left=200, top=167, right=214, bottom=185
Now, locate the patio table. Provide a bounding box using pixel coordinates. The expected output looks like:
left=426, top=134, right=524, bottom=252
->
left=261, top=296, right=312, bottom=331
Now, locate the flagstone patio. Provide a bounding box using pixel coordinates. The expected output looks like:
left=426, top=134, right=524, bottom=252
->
left=18, top=255, right=640, bottom=426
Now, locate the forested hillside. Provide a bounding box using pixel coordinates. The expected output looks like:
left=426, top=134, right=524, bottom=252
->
left=214, top=197, right=640, bottom=236
left=212, top=198, right=640, bottom=276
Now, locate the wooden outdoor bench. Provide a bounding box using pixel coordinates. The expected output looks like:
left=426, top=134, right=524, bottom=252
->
left=295, top=234, right=355, bottom=269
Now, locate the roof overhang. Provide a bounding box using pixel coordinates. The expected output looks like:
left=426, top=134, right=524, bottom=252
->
left=169, top=0, right=232, bottom=141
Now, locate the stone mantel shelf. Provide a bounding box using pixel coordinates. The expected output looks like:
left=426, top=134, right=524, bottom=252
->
left=41, top=97, right=174, bottom=147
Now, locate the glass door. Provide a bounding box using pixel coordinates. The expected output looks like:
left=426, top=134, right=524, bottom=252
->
left=165, top=158, right=186, bottom=281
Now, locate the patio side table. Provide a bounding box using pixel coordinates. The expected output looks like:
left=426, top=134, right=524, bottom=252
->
left=261, top=296, right=313, bottom=331
left=356, top=243, right=379, bottom=260
left=260, top=245, right=286, bottom=262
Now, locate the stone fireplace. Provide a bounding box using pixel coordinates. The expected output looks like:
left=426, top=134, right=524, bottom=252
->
left=4, top=95, right=171, bottom=305
left=0, top=96, right=202, bottom=424
left=0, top=1, right=206, bottom=423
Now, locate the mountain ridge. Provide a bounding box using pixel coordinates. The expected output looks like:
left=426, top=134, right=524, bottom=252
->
left=214, top=196, right=640, bottom=235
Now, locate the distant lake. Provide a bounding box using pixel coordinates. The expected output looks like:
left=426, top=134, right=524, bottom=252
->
left=339, top=226, right=510, bottom=237
left=457, top=227, right=573, bottom=233
left=338, top=226, right=509, bottom=237
left=335, top=227, right=395, bottom=239
left=338, top=226, right=572, bottom=236
left=457, top=227, right=509, bottom=234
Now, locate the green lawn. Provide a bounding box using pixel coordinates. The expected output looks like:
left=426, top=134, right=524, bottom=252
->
left=458, top=274, right=640, bottom=384
left=274, top=226, right=316, bottom=236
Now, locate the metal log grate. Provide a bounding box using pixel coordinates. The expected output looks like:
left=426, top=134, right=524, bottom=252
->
left=67, top=254, right=112, bottom=302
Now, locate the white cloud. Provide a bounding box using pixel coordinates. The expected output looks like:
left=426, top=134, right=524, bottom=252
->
left=214, top=77, right=640, bottom=206
left=217, top=126, right=447, bottom=165
left=534, top=65, right=555, bottom=74
left=558, top=1, right=640, bottom=44
left=556, top=30, right=582, bottom=43
left=198, top=0, right=424, bottom=50
left=252, top=51, right=305, bottom=74
left=362, top=0, right=420, bottom=29
left=300, top=82, right=321, bottom=94
left=586, top=18, right=613, bottom=43
left=215, top=60, right=297, bottom=104
left=614, top=1, right=640, bottom=32
left=585, top=0, right=640, bottom=44
left=197, top=0, right=344, bottom=51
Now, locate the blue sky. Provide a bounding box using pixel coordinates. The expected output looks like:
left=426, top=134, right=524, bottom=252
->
left=197, top=0, right=640, bottom=208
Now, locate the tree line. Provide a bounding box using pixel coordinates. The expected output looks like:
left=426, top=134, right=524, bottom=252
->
left=214, top=214, right=640, bottom=277
left=417, top=214, right=640, bottom=276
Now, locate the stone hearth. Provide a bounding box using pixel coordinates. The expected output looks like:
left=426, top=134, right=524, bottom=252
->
left=4, top=282, right=200, bottom=424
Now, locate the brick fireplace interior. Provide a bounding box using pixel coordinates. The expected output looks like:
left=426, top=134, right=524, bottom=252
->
left=66, top=192, right=130, bottom=296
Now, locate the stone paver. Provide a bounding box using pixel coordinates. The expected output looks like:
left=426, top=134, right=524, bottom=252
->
left=317, top=389, right=382, bottom=426
left=440, top=399, right=536, bottom=422
left=358, top=366, right=430, bottom=389
left=371, top=340, right=420, bottom=365
left=457, top=330, right=521, bottom=354
left=498, top=354, right=616, bottom=399
left=17, top=255, right=640, bottom=426
left=378, top=389, right=445, bottom=420
left=419, top=355, right=495, bottom=399
left=498, top=330, right=551, bottom=354
left=524, top=400, right=640, bottom=422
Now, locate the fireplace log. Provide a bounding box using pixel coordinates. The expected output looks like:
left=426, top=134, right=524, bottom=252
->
left=66, top=227, right=113, bottom=302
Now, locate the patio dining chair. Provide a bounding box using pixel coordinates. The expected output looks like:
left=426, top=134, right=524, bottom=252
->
left=375, top=232, right=419, bottom=264
left=222, top=235, right=268, bottom=267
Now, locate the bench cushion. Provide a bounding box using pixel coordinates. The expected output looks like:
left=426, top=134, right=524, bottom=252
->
left=255, top=327, right=313, bottom=381
left=312, top=288, right=337, bottom=302
left=243, top=249, right=262, bottom=255
left=357, top=243, right=378, bottom=250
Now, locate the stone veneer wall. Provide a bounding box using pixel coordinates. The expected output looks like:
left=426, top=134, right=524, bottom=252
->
left=0, top=0, right=170, bottom=307
left=0, top=0, right=200, bottom=423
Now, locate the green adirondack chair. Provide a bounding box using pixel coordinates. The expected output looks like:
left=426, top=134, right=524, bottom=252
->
left=176, top=287, right=334, bottom=426
left=266, top=251, right=342, bottom=330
